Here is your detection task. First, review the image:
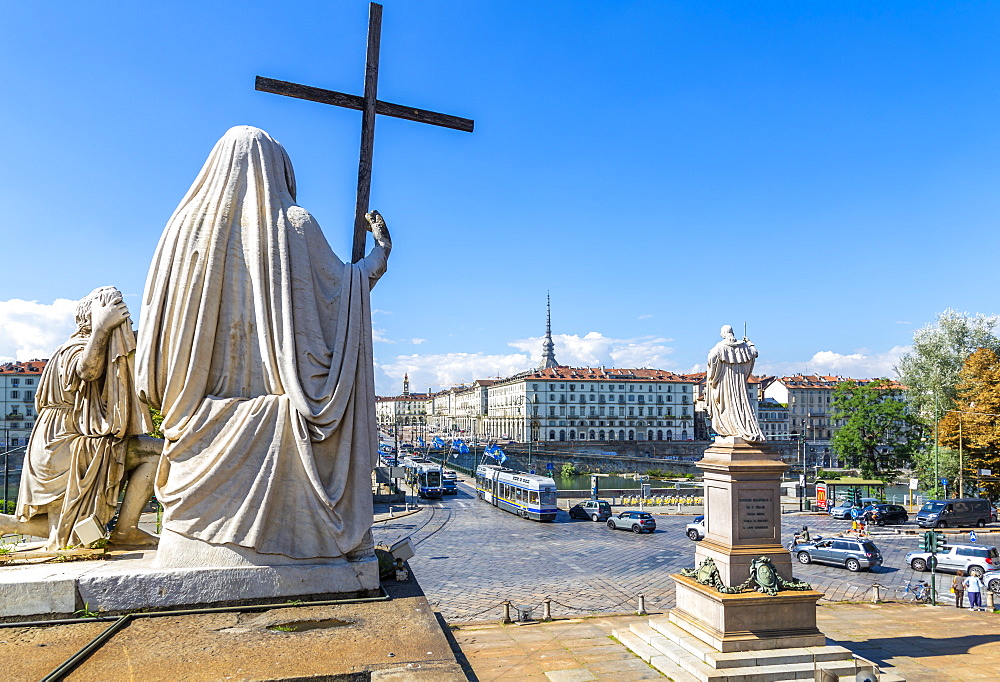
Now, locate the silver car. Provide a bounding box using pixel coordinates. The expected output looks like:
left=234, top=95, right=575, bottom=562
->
left=905, top=543, right=999, bottom=578
left=686, top=515, right=705, bottom=541
left=793, top=537, right=882, bottom=572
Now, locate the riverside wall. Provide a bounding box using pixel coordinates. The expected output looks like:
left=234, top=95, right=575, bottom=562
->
left=496, top=440, right=798, bottom=475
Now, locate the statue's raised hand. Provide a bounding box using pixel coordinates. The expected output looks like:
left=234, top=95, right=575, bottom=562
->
left=91, top=298, right=130, bottom=336
left=365, top=210, right=391, bottom=251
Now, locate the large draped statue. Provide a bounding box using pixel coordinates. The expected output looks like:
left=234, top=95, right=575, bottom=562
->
left=136, top=126, right=391, bottom=564
left=0, top=287, right=156, bottom=549
left=706, top=325, right=765, bottom=442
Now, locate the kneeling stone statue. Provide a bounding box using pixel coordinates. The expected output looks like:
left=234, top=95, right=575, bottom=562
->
left=0, top=286, right=161, bottom=549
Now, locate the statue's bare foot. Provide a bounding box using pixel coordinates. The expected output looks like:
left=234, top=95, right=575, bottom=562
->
left=0, top=514, right=16, bottom=536
left=109, top=528, right=159, bottom=547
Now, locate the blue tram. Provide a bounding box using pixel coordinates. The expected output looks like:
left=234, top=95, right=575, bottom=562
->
left=475, top=464, right=558, bottom=521
left=404, top=460, right=445, bottom=499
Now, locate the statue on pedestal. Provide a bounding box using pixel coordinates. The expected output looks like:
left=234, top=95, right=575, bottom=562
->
left=136, top=126, right=391, bottom=564
left=706, top=325, right=765, bottom=442
left=0, top=286, right=158, bottom=549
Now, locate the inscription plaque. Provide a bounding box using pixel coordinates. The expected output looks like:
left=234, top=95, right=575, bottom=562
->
left=738, top=490, right=773, bottom=540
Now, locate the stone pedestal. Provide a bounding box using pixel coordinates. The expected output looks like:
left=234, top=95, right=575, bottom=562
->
left=0, top=548, right=379, bottom=619
left=696, top=438, right=791, bottom=586
left=670, top=574, right=824, bottom=652
left=668, top=438, right=826, bottom=660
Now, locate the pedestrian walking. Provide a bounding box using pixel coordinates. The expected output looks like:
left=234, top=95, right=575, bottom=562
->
left=952, top=570, right=965, bottom=609
left=964, top=572, right=986, bottom=611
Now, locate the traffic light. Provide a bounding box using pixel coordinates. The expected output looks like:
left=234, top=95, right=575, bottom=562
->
left=933, top=530, right=946, bottom=553
left=921, top=531, right=933, bottom=552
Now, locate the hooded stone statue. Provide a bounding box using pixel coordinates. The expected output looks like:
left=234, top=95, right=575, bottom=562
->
left=136, top=126, right=390, bottom=565
left=706, top=325, right=765, bottom=442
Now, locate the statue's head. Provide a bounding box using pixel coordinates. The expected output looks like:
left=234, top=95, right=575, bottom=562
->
left=217, top=125, right=297, bottom=202
left=75, top=286, right=123, bottom=334
left=720, top=325, right=736, bottom=341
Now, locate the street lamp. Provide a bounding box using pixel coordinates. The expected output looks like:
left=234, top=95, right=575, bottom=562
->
left=790, top=429, right=804, bottom=511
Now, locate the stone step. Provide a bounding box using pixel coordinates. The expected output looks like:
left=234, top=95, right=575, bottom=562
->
left=705, top=644, right=854, bottom=669
left=714, top=659, right=861, bottom=682
left=647, top=616, right=719, bottom=661
left=626, top=621, right=661, bottom=645
left=612, top=629, right=662, bottom=663
left=647, top=654, right=707, bottom=682
left=645, top=637, right=722, bottom=681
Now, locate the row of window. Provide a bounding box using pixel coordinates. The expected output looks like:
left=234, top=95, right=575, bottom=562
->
left=5, top=391, right=33, bottom=400
left=4, top=378, right=35, bottom=387
left=545, top=428, right=689, bottom=442
left=531, top=383, right=689, bottom=393
left=542, top=405, right=690, bottom=417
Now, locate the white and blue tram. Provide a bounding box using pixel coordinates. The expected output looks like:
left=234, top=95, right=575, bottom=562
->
left=475, top=464, right=558, bottom=521
left=405, top=461, right=445, bottom=499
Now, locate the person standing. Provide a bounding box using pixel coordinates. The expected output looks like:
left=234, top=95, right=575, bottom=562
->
left=964, top=572, right=985, bottom=611
left=953, top=570, right=966, bottom=609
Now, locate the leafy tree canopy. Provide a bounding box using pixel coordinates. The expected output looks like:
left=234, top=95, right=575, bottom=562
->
left=897, top=309, right=1000, bottom=421
left=938, top=348, right=1000, bottom=498
left=831, top=379, right=924, bottom=480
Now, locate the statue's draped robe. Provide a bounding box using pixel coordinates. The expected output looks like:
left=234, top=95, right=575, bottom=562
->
left=706, top=339, right=765, bottom=442
left=136, top=126, right=387, bottom=559
left=17, top=318, right=149, bottom=547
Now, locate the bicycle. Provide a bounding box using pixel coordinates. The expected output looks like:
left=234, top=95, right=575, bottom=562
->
left=897, top=580, right=932, bottom=603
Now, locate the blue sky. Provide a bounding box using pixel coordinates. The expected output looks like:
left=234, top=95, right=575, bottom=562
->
left=2, top=1, right=999, bottom=394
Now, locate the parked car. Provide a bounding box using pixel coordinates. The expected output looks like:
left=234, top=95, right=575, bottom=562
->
left=686, top=515, right=705, bottom=541
left=916, top=499, right=993, bottom=528
left=869, top=504, right=909, bottom=526
left=828, top=498, right=881, bottom=520
left=442, top=470, right=458, bottom=495
left=607, top=511, right=656, bottom=533
left=905, top=543, right=999, bottom=578
left=793, top=537, right=882, bottom=571
left=569, top=499, right=612, bottom=521
left=982, top=568, right=1000, bottom=593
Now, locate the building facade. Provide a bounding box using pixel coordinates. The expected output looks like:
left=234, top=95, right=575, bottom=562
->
left=482, top=367, right=696, bottom=443
left=761, top=374, right=904, bottom=467
left=0, top=360, right=45, bottom=450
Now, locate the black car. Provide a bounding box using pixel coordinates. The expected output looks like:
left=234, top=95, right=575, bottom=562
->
left=869, top=504, right=908, bottom=526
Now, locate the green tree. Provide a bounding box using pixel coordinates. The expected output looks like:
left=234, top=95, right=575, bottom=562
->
left=938, top=348, right=1000, bottom=498
left=831, top=379, right=925, bottom=479
left=148, top=407, right=164, bottom=439
left=896, top=309, right=1000, bottom=421
left=559, top=462, right=577, bottom=478
left=910, top=446, right=960, bottom=494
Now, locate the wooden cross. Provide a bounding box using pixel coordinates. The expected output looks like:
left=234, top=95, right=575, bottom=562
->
left=256, top=2, right=474, bottom=263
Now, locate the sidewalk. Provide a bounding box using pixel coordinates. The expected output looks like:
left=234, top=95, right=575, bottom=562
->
left=452, top=602, right=1000, bottom=681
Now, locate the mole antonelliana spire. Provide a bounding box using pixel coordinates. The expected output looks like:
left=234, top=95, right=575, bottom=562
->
left=539, top=293, right=559, bottom=369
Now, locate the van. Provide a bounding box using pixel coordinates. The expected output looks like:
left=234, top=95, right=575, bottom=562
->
left=916, top=498, right=993, bottom=528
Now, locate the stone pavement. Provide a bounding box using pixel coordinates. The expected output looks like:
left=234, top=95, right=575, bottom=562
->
left=453, top=602, right=1000, bottom=681
left=372, top=478, right=968, bottom=623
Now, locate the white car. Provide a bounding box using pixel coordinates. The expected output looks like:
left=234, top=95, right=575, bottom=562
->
left=686, top=515, right=705, bottom=541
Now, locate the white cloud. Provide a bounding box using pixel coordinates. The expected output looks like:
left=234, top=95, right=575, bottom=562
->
left=377, top=352, right=531, bottom=395
left=638, top=314, right=653, bottom=320
left=411, top=338, right=426, bottom=345
left=0, top=298, right=79, bottom=362
left=371, top=328, right=393, bottom=343
left=375, top=331, right=680, bottom=394
left=756, top=345, right=910, bottom=380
